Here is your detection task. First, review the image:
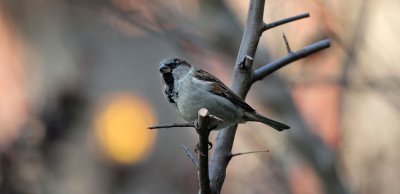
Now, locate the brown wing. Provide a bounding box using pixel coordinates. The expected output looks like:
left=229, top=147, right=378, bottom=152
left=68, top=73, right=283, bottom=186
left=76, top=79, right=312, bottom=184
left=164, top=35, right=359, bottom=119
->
left=192, top=68, right=255, bottom=112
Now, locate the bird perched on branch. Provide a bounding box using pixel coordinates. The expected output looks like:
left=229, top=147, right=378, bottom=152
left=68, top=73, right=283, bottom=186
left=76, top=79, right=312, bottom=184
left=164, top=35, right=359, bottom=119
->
left=159, top=58, right=289, bottom=131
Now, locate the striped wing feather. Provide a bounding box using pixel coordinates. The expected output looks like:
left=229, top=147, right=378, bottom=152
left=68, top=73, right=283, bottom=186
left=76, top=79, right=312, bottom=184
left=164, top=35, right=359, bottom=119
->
left=192, top=69, right=255, bottom=112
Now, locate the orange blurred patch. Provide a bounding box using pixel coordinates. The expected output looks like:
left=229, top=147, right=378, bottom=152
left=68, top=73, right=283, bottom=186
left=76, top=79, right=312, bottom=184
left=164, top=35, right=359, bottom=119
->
left=292, top=83, right=341, bottom=147
left=289, top=164, right=323, bottom=194
left=94, top=93, right=157, bottom=164
left=0, top=6, right=29, bottom=151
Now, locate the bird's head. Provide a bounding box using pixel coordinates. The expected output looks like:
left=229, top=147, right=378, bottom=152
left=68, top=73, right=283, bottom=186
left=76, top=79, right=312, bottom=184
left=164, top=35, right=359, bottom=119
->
left=159, top=58, right=191, bottom=80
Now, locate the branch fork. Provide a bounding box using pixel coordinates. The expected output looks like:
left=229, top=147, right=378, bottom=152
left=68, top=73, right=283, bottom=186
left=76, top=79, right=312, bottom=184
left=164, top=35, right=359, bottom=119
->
left=208, top=1, right=331, bottom=193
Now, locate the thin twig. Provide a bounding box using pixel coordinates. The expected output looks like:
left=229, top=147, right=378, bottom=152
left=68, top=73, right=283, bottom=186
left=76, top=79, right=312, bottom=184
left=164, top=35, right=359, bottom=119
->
left=282, top=33, right=292, bottom=53
left=252, top=39, right=331, bottom=82
left=262, top=13, right=310, bottom=32
left=229, top=150, right=269, bottom=159
left=197, top=108, right=211, bottom=194
left=148, top=123, right=195, bottom=129
left=181, top=145, right=199, bottom=168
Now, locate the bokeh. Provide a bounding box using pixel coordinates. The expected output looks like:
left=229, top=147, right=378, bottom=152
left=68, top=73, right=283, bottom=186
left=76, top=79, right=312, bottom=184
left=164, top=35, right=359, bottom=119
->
left=0, top=0, right=399, bottom=194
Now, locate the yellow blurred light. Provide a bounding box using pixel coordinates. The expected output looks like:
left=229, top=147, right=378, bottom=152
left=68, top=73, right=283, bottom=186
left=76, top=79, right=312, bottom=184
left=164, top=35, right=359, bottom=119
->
left=94, top=93, right=157, bottom=164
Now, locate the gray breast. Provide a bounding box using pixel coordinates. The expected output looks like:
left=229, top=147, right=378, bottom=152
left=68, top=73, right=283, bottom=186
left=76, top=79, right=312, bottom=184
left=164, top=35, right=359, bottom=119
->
left=174, top=76, right=241, bottom=125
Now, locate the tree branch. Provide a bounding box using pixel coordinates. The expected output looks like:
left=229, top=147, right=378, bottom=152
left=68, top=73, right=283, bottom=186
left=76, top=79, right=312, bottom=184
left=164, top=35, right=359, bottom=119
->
left=209, top=1, right=330, bottom=193
left=209, top=0, right=266, bottom=193
left=197, top=108, right=211, bottom=194
left=252, top=39, right=331, bottom=83
left=262, top=13, right=310, bottom=32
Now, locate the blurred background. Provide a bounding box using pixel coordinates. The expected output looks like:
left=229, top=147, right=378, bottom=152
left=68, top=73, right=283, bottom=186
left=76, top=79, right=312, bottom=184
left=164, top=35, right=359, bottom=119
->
left=0, top=0, right=399, bottom=194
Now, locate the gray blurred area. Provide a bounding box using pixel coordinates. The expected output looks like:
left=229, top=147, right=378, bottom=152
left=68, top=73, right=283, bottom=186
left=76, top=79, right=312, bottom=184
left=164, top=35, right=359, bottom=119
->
left=1, top=0, right=198, bottom=194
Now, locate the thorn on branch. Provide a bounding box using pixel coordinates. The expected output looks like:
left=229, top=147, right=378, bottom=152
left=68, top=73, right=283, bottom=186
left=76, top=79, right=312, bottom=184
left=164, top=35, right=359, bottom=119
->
left=228, top=150, right=270, bottom=160
left=283, top=33, right=292, bottom=53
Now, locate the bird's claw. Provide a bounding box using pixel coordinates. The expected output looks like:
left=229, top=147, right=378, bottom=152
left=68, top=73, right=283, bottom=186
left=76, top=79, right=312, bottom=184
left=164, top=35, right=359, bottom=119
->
left=208, top=125, right=218, bottom=132
left=194, top=141, right=213, bottom=155
left=193, top=121, right=201, bottom=134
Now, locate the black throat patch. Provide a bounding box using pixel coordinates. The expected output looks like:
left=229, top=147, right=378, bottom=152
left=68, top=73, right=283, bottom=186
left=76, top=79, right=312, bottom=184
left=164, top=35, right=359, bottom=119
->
left=162, top=72, right=178, bottom=103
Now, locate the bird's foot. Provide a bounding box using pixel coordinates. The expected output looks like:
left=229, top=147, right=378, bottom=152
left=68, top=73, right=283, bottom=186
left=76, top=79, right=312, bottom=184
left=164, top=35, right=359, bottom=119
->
left=207, top=141, right=213, bottom=150
left=208, top=125, right=218, bottom=132
left=193, top=121, right=201, bottom=134
left=194, top=141, right=213, bottom=155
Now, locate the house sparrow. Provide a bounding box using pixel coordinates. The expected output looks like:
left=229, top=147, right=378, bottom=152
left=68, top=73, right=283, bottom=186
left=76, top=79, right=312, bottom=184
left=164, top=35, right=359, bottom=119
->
left=159, top=58, right=290, bottom=131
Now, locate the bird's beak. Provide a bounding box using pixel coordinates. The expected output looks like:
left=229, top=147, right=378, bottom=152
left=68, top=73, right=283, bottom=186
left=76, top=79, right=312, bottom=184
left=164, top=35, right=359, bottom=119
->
left=159, top=63, right=171, bottom=73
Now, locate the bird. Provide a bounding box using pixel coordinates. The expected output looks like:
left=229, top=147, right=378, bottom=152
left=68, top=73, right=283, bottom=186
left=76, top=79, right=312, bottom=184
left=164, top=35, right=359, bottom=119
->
left=158, top=58, right=290, bottom=131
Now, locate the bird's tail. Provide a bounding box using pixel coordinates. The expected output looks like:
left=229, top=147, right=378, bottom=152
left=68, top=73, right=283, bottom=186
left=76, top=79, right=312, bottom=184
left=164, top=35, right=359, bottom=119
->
left=244, top=112, right=290, bottom=131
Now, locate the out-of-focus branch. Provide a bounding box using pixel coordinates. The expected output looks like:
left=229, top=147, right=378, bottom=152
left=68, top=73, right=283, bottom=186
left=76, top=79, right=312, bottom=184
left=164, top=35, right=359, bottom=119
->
left=181, top=145, right=199, bottom=168
left=252, top=39, right=331, bottom=82
left=268, top=76, right=351, bottom=194
left=197, top=108, right=211, bottom=194
left=262, top=13, right=310, bottom=32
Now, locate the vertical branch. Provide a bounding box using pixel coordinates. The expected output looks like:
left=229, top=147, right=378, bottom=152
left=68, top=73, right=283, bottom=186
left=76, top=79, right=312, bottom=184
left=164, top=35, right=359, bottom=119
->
left=197, top=108, right=211, bottom=194
left=188, top=0, right=332, bottom=193
left=209, top=0, right=266, bottom=192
